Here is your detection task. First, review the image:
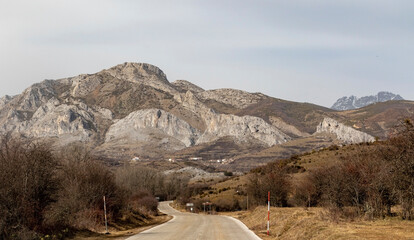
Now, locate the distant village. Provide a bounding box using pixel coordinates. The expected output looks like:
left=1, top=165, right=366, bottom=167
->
left=130, top=156, right=235, bottom=165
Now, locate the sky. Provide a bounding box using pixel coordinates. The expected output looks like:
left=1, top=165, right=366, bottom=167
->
left=0, top=0, right=413, bottom=107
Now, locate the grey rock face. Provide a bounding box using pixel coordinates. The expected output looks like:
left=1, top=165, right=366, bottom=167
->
left=105, top=109, right=200, bottom=148
left=27, top=99, right=95, bottom=141
left=174, top=90, right=289, bottom=146
left=316, top=118, right=375, bottom=143
left=332, top=91, right=404, bottom=110
left=197, top=114, right=290, bottom=146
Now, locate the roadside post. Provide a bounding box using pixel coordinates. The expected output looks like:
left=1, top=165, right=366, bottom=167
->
left=202, top=202, right=212, bottom=214
left=267, top=191, right=270, bottom=236
left=103, top=196, right=109, bottom=234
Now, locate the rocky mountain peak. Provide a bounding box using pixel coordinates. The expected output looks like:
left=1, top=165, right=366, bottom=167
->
left=106, top=62, right=168, bottom=82
left=102, top=62, right=177, bottom=94
left=331, top=91, right=404, bottom=111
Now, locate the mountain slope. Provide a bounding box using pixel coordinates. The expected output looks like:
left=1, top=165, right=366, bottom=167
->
left=0, top=62, right=411, bottom=171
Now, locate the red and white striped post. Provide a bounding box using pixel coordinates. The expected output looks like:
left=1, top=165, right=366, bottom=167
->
left=267, top=191, right=270, bottom=236
left=103, top=196, right=108, bottom=234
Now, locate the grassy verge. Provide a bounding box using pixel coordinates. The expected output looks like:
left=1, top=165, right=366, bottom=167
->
left=222, top=207, right=414, bottom=240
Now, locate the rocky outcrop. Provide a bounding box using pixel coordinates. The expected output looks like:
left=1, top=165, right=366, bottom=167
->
left=316, top=118, right=375, bottom=143
left=332, top=91, right=404, bottom=111
left=174, top=90, right=289, bottom=146
left=197, top=89, right=266, bottom=109
left=27, top=99, right=95, bottom=142
left=197, top=114, right=290, bottom=146
left=105, top=109, right=200, bottom=148
left=172, top=80, right=204, bottom=93
left=15, top=80, right=58, bottom=112
left=104, top=62, right=178, bottom=94
left=71, top=74, right=102, bottom=98
left=0, top=95, right=13, bottom=108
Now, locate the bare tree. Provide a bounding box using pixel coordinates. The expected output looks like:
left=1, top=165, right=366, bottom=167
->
left=0, top=134, right=58, bottom=239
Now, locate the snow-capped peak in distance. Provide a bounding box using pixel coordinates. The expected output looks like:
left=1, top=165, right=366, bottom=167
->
left=331, top=91, right=404, bottom=111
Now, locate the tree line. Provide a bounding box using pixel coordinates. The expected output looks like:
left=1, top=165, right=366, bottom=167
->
left=0, top=135, right=188, bottom=240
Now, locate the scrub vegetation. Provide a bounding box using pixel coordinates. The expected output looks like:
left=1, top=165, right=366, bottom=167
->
left=0, top=135, right=188, bottom=240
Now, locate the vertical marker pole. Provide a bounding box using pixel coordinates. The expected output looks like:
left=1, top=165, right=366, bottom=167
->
left=267, top=191, right=270, bottom=236
left=104, top=196, right=108, bottom=234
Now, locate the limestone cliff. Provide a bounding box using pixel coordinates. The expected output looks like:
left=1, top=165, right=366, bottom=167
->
left=197, top=114, right=290, bottom=146
left=105, top=109, right=200, bottom=148
left=316, top=118, right=375, bottom=143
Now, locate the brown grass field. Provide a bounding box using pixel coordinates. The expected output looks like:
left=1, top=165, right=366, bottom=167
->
left=224, top=207, right=414, bottom=240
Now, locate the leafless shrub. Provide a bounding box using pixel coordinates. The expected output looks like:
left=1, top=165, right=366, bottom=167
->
left=291, top=178, right=317, bottom=208
left=137, top=196, right=159, bottom=214
left=45, top=143, right=125, bottom=230
left=116, top=165, right=164, bottom=197
left=246, top=163, right=290, bottom=207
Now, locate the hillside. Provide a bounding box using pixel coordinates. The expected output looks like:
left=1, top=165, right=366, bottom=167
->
left=0, top=62, right=413, bottom=171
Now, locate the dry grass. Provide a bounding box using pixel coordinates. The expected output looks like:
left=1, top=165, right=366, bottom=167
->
left=224, top=206, right=414, bottom=240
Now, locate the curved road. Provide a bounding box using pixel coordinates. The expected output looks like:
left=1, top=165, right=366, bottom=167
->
left=126, top=201, right=261, bottom=240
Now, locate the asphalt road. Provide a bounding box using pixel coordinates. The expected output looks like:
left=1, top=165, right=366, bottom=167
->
left=126, top=201, right=261, bottom=240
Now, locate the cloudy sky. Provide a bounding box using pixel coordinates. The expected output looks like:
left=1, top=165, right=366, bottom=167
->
left=1, top=0, right=413, bottom=107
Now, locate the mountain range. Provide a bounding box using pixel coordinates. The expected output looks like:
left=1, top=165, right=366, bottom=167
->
left=1, top=62, right=413, bottom=171
left=331, top=91, right=404, bottom=111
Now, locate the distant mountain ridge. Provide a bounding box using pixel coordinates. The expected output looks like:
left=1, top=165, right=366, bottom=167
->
left=331, top=91, right=404, bottom=111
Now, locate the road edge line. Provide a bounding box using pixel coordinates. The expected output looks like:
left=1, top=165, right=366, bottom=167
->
left=223, top=215, right=262, bottom=240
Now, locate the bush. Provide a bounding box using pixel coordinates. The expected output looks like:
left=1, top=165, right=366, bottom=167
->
left=137, top=196, right=159, bottom=214
left=224, top=171, right=233, bottom=176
